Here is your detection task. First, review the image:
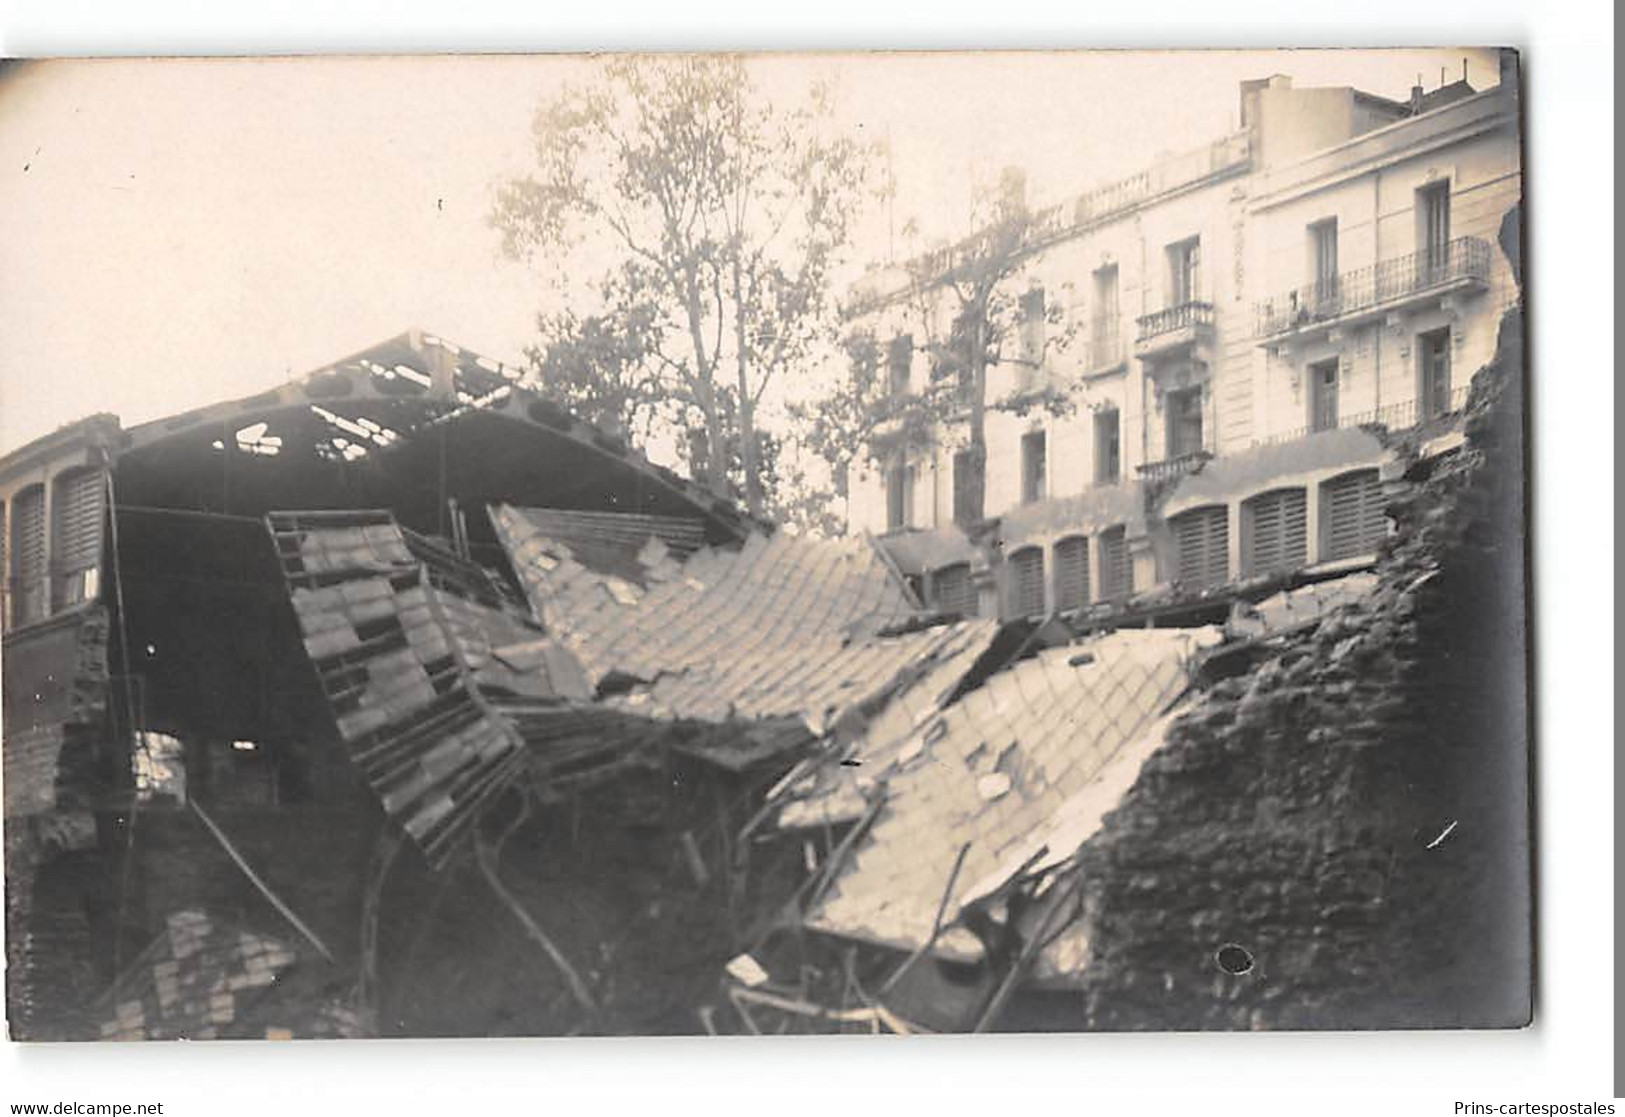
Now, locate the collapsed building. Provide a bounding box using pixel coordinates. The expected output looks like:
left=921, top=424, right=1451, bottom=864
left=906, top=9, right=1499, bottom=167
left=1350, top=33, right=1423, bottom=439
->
left=4, top=195, right=1528, bottom=1037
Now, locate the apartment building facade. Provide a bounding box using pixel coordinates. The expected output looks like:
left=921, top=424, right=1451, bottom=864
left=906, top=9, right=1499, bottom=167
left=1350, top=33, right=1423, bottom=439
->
left=846, top=56, right=1522, bottom=624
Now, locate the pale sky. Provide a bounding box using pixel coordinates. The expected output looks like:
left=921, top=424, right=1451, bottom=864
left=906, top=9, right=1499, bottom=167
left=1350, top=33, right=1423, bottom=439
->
left=0, top=49, right=1498, bottom=455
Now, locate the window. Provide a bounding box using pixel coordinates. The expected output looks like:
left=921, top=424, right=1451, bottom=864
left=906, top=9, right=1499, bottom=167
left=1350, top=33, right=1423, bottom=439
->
left=1169, top=505, right=1229, bottom=589
left=1053, top=535, right=1091, bottom=612
left=1094, top=409, right=1121, bottom=484
left=1311, top=219, right=1339, bottom=308
left=1018, top=286, right=1046, bottom=375
left=1098, top=526, right=1132, bottom=602
left=1021, top=430, right=1047, bottom=505
left=52, top=467, right=105, bottom=610
left=1418, top=182, right=1451, bottom=275
left=1419, top=328, right=1452, bottom=418
left=1309, top=358, right=1340, bottom=433
left=887, top=334, right=914, bottom=397
left=885, top=461, right=911, bottom=531
left=949, top=312, right=979, bottom=407
left=951, top=450, right=982, bottom=527
left=9, top=485, right=47, bottom=627
left=1242, top=489, right=1309, bottom=578
left=1320, top=469, right=1386, bottom=561
left=1166, top=387, right=1204, bottom=459
left=931, top=562, right=977, bottom=617
left=1091, top=265, right=1120, bottom=357
left=1169, top=238, right=1202, bottom=305
left=1008, top=546, right=1045, bottom=617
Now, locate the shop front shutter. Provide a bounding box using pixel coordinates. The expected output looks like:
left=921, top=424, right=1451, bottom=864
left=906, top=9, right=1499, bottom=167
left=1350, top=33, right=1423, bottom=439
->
left=1170, top=505, right=1229, bottom=589
left=1008, top=547, right=1045, bottom=617
left=1321, top=469, right=1386, bottom=561
left=931, top=562, right=978, bottom=617
left=1242, top=488, right=1308, bottom=577
left=1053, top=535, right=1090, bottom=612
left=11, top=485, right=46, bottom=624
left=1098, top=526, right=1132, bottom=602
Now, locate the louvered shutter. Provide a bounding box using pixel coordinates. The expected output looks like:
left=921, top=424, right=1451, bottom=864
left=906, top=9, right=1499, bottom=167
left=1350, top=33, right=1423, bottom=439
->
left=1243, top=489, right=1308, bottom=577
left=932, top=563, right=978, bottom=617
left=1171, top=505, right=1229, bottom=589
left=1098, top=527, right=1132, bottom=601
left=1053, top=536, right=1090, bottom=612
left=53, top=468, right=105, bottom=608
left=11, top=485, right=46, bottom=624
left=1321, top=469, right=1386, bottom=561
left=54, top=469, right=105, bottom=573
left=1009, top=547, right=1045, bottom=617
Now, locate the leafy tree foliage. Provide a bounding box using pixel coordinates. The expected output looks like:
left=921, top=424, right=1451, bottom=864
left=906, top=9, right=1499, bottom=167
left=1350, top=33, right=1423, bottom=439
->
left=492, top=55, right=874, bottom=518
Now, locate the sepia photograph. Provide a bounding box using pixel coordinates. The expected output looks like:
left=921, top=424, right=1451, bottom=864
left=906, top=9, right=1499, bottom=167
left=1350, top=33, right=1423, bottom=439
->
left=0, top=45, right=1534, bottom=1048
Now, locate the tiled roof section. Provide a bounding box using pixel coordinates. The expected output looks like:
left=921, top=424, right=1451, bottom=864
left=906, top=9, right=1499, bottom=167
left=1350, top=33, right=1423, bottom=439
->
left=874, top=524, right=982, bottom=576
left=503, top=507, right=707, bottom=585
left=97, top=910, right=297, bottom=1041
left=268, top=510, right=583, bottom=867
left=96, top=909, right=368, bottom=1041
left=803, top=628, right=1214, bottom=976
left=774, top=631, right=1006, bottom=830
left=493, top=505, right=993, bottom=740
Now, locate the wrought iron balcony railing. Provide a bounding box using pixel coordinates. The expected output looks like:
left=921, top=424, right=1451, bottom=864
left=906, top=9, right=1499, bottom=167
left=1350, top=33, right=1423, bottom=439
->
left=1253, top=384, right=1474, bottom=448
left=1135, top=449, right=1213, bottom=485
left=845, top=131, right=1251, bottom=316
left=1254, top=237, right=1493, bottom=340
left=1136, top=300, right=1215, bottom=344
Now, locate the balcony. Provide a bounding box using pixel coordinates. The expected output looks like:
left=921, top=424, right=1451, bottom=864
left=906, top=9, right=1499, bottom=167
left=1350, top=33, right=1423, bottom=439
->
left=1134, top=300, right=1216, bottom=362
left=1136, top=449, right=1213, bottom=485
left=1254, top=237, right=1494, bottom=345
left=1253, top=384, right=1474, bottom=448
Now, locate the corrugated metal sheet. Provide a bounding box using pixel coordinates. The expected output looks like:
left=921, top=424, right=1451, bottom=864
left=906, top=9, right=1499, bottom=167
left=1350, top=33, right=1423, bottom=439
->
left=795, top=628, right=1212, bottom=979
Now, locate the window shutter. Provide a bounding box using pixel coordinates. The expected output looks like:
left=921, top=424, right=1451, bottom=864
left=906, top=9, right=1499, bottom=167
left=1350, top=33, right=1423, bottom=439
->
left=1009, top=547, right=1045, bottom=617
left=1171, top=505, right=1229, bottom=589
left=1053, top=536, right=1090, bottom=612
left=54, top=469, right=105, bottom=576
left=932, top=562, right=977, bottom=617
left=1321, top=469, right=1386, bottom=561
left=11, top=485, right=46, bottom=624
left=1098, top=526, right=1132, bottom=601
left=1243, top=488, right=1308, bottom=577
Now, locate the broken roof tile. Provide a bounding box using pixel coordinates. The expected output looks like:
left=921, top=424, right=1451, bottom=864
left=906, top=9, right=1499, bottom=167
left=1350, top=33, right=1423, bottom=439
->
left=796, top=628, right=1216, bottom=977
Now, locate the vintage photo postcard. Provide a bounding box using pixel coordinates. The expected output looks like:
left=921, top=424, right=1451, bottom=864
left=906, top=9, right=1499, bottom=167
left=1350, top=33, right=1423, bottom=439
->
left=0, top=49, right=1529, bottom=1040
